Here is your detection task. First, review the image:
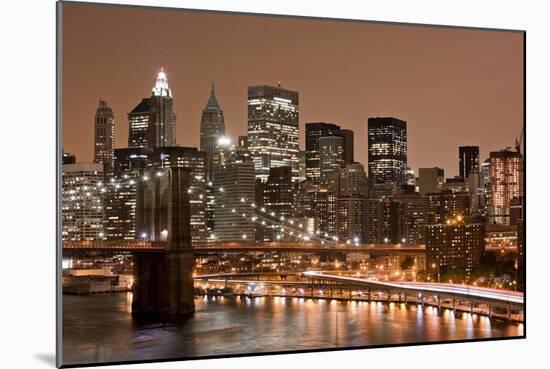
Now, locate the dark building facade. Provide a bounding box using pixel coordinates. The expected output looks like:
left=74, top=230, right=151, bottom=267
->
left=305, top=122, right=340, bottom=184
left=367, top=117, right=407, bottom=187
left=248, top=85, right=300, bottom=182
left=459, top=146, right=480, bottom=181
left=426, top=219, right=485, bottom=278
left=93, top=100, right=115, bottom=176
left=200, top=83, right=225, bottom=181
left=305, top=122, right=355, bottom=185
left=263, top=166, right=295, bottom=240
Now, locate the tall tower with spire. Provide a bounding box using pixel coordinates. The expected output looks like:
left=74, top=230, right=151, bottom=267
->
left=200, top=82, right=225, bottom=180
left=128, top=67, right=176, bottom=149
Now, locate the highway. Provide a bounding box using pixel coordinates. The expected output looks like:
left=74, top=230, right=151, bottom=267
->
left=303, top=271, right=524, bottom=306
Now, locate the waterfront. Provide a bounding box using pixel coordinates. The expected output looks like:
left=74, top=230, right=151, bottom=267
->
left=62, top=293, right=523, bottom=366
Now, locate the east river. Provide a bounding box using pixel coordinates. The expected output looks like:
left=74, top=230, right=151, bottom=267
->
left=62, top=293, right=523, bottom=366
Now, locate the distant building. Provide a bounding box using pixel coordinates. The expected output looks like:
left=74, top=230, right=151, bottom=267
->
left=62, top=163, right=104, bottom=241
left=441, top=176, right=468, bottom=193
left=128, top=68, right=176, bottom=149
left=425, top=190, right=470, bottom=224
left=367, top=117, right=407, bottom=186
left=418, top=167, right=444, bottom=195
left=426, top=217, right=485, bottom=278
left=335, top=163, right=369, bottom=242
left=200, top=83, right=225, bottom=181
left=247, top=85, right=299, bottom=182
left=305, top=122, right=340, bottom=184
left=488, top=149, right=524, bottom=225
left=311, top=187, right=337, bottom=239
left=337, top=163, right=369, bottom=197
left=263, top=166, right=295, bottom=240
left=149, top=147, right=207, bottom=241
left=213, top=160, right=256, bottom=241
left=104, top=148, right=152, bottom=240
left=62, top=151, right=76, bottom=165
left=337, top=129, right=354, bottom=164
left=459, top=146, right=479, bottom=181
left=319, top=135, right=345, bottom=189
left=93, top=100, right=115, bottom=176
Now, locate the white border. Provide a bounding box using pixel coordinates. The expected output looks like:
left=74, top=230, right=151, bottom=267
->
left=1, top=0, right=547, bottom=368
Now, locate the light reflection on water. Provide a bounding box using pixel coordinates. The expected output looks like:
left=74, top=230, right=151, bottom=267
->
left=63, top=293, right=523, bottom=366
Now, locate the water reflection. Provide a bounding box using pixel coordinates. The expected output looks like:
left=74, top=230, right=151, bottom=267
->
left=63, top=294, right=523, bottom=366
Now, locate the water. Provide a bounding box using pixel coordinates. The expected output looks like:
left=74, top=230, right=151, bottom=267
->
left=62, top=293, right=523, bottom=366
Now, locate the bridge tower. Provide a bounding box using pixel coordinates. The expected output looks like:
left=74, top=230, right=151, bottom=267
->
left=132, top=167, right=195, bottom=316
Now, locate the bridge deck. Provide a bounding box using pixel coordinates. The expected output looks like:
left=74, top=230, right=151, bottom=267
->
left=62, top=240, right=426, bottom=253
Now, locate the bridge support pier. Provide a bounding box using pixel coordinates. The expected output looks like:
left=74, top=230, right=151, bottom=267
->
left=452, top=299, right=456, bottom=313
left=470, top=301, right=474, bottom=314
left=488, top=304, right=492, bottom=318
left=507, top=304, right=511, bottom=320
left=387, top=290, right=391, bottom=304
left=367, top=289, right=371, bottom=302
left=132, top=167, right=195, bottom=318
left=437, top=295, right=441, bottom=310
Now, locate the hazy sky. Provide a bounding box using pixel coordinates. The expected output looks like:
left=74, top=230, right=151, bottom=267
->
left=62, top=2, right=524, bottom=177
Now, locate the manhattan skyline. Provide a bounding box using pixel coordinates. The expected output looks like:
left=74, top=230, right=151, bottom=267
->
left=62, top=3, right=523, bottom=176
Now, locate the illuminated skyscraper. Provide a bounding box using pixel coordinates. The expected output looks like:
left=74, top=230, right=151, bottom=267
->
left=488, top=149, right=524, bottom=225
left=367, top=117, right=407, bottom=186
left=62, top=163, right=104, bottom=241
left=93, top=100, right=115, bottom=176
left=128, top=68, right=176, bottom=149
left=200, top=82, right=225, bottom=181
left=213, top=159, right=256, bottom=241
left=459, top=146, right=479, bottom=181
left=247, top=85, right=299, bottom=182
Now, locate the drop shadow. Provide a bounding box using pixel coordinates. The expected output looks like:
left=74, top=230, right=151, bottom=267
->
left=34, top=353, right=56, bottom=366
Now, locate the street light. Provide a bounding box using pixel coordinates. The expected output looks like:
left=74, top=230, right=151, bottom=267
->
left=431, top=262, right=440, bottom=283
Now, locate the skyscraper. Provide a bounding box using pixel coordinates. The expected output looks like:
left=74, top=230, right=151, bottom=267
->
left=367, top=117, right=407, bottom=186
left=305, top=122, right=340, bottom=184
left=247, top=85, right=299, bottom=182
left=93, top=100, right=115, bottom=176
left=213, top=159, right=256, bottom=241
left=305, top=122, right=355, bottom=185
left=488, top=149, right=524, bottom=225
left=459, top=146, right=480, bottom=180
left=319, top=135, right=345, bottom=189
left=263, top=166, right=295, bottom=240
left=200, top=83, right=225, bottom=181
left=128, top=68, right=176, bottom=149
left=338, top=129, right=354, bottom=164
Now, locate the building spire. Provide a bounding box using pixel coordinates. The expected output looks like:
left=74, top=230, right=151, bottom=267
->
left=204, top=81, right=221, bottom=110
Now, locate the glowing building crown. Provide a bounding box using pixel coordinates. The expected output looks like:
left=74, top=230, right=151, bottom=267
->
left=152, top=67, right=172, bottom=97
